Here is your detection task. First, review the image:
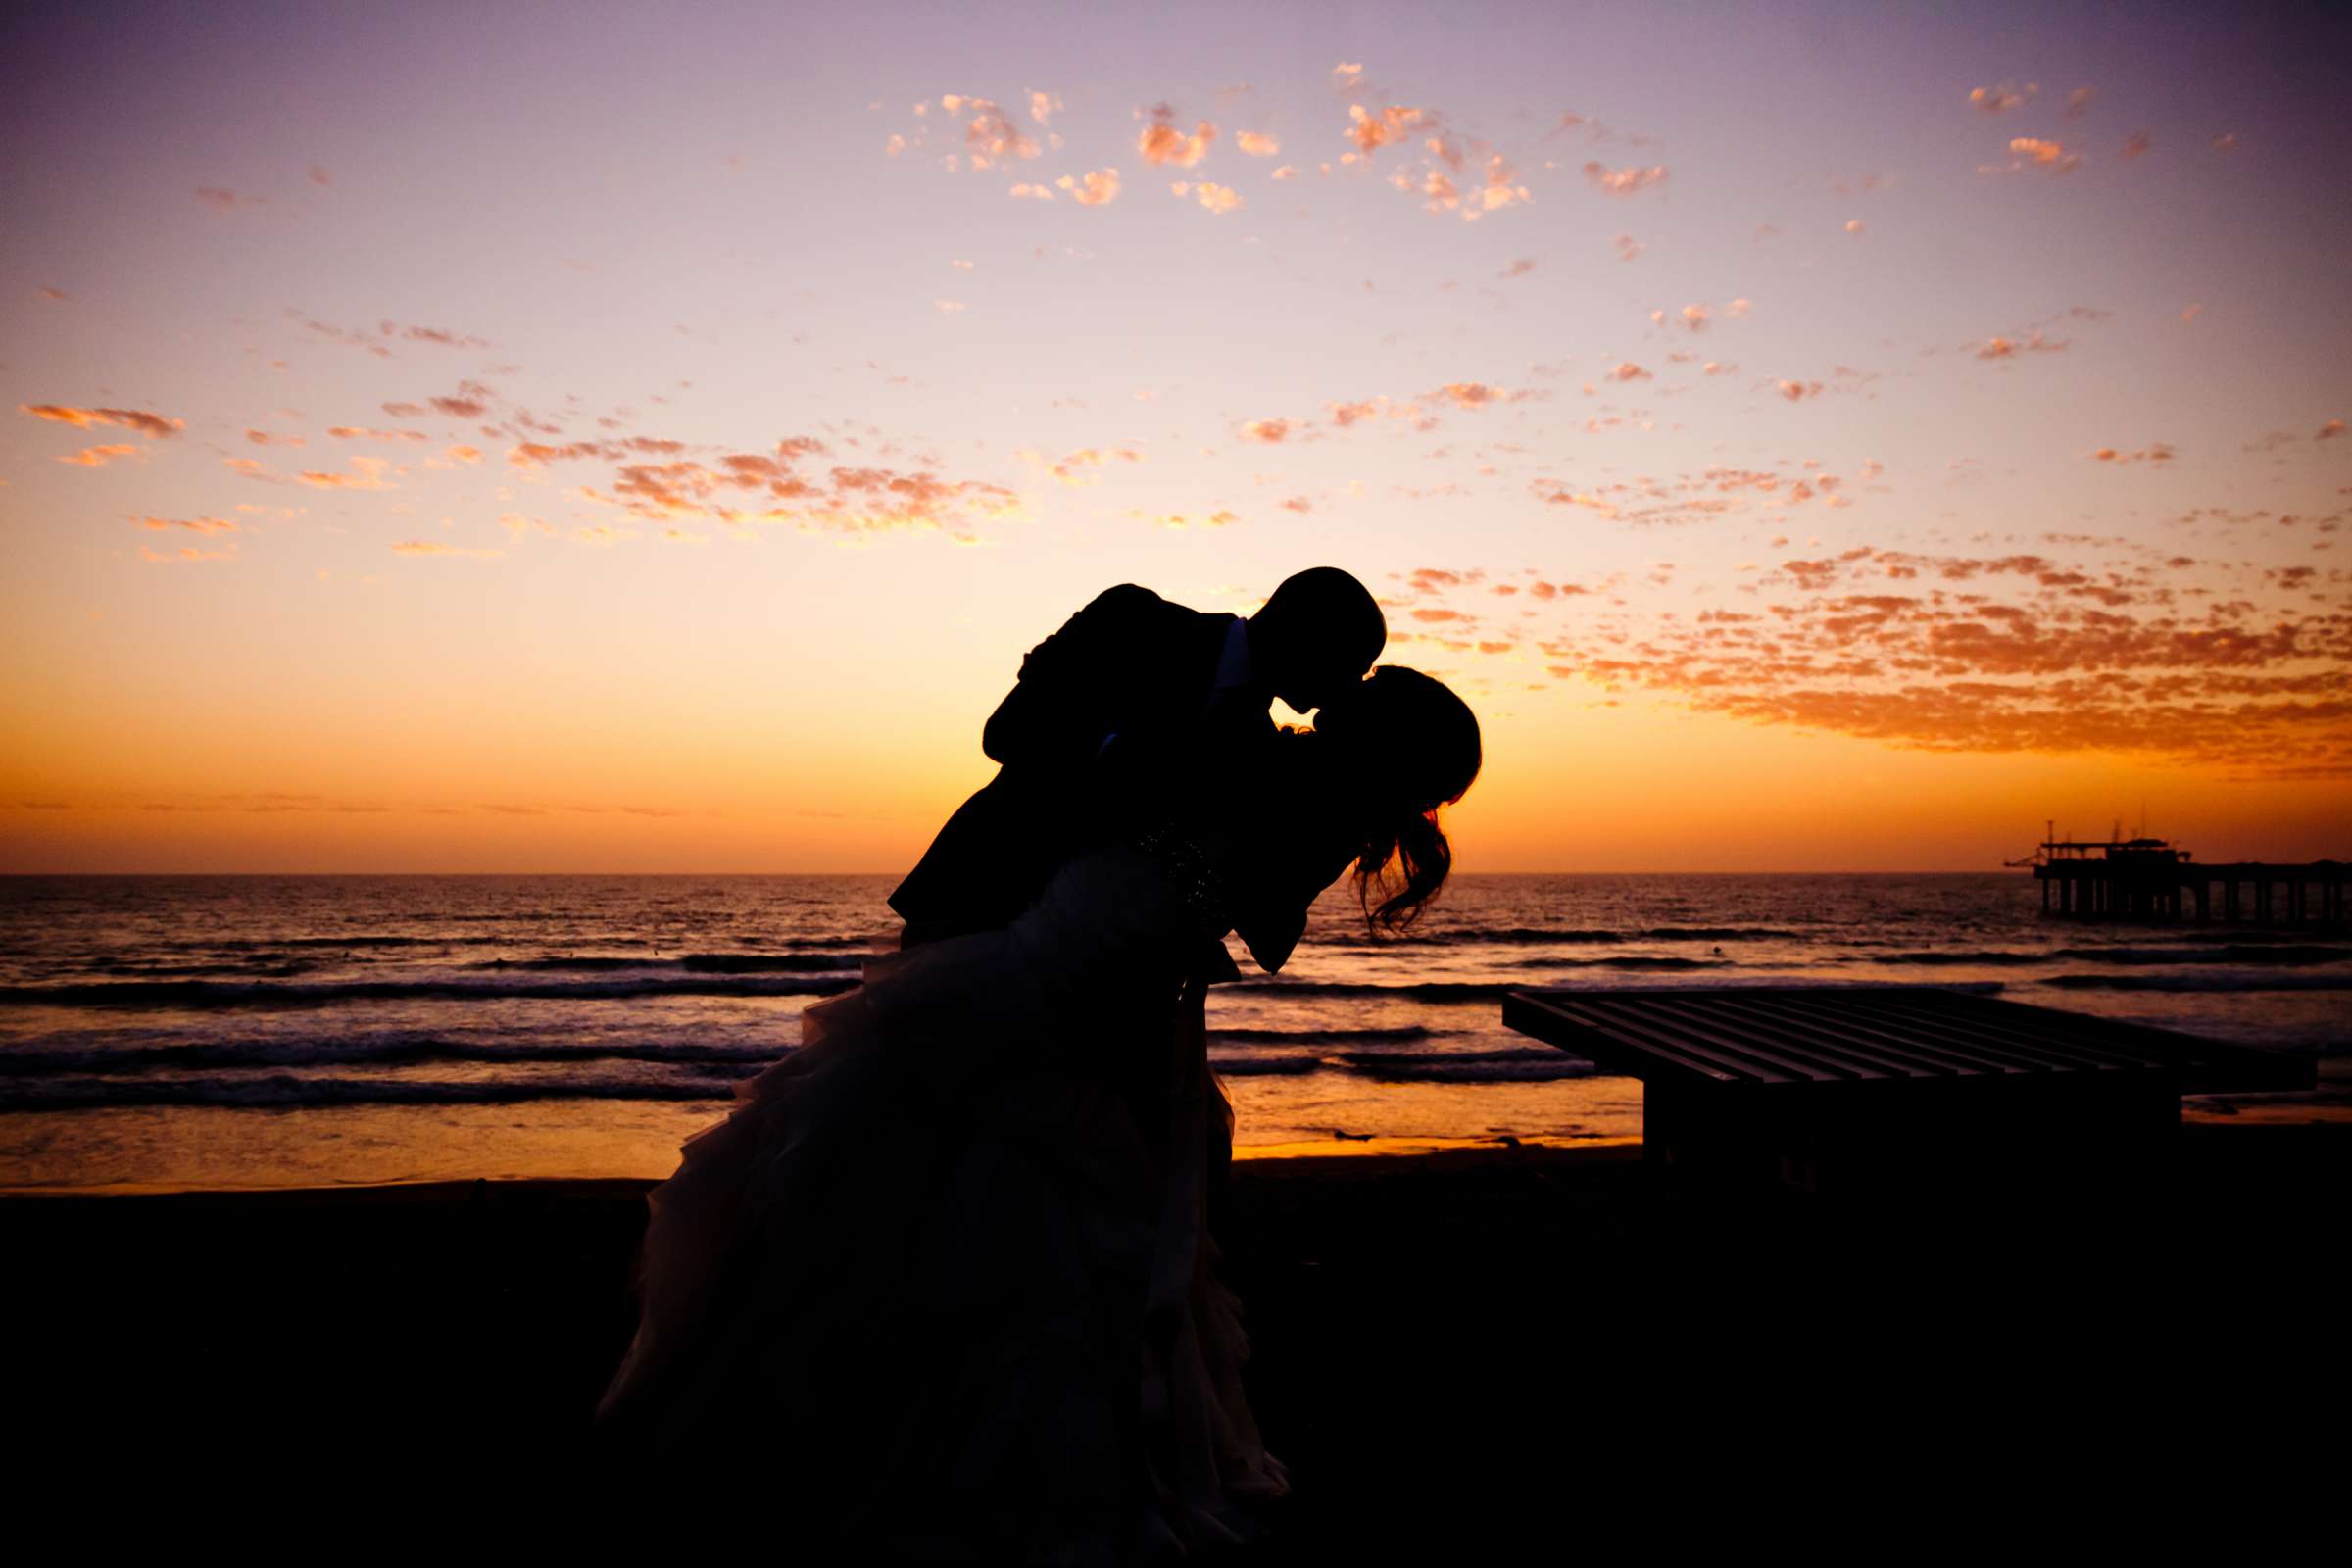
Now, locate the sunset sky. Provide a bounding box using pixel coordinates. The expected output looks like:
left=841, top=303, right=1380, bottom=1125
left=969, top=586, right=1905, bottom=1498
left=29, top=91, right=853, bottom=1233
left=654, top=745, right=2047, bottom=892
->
left=3, top=0, right=2346, bottom=873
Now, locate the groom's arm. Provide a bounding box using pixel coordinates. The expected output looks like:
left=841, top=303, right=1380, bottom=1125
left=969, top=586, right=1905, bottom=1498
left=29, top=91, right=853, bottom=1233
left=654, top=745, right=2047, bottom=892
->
left=981, top=583, right=1160, bottom=765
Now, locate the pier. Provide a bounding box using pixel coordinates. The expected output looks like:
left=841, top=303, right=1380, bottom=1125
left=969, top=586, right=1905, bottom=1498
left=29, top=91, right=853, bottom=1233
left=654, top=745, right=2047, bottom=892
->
left=2024, top=831, right=2347, bottom=925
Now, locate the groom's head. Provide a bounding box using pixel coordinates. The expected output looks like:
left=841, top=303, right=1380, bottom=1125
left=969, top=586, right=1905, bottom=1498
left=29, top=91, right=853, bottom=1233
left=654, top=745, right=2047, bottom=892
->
left=1246, top=567, right=1386, bottom=713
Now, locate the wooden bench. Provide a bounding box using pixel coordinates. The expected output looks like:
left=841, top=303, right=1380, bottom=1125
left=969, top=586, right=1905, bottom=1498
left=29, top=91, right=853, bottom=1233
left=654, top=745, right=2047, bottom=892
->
left=1501, top=985, right=2315, bottom=1200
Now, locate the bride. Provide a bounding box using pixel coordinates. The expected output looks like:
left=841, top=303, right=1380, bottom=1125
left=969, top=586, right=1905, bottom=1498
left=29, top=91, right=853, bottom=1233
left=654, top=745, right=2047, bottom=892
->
left=593, top=665, right=1482, bottom=1561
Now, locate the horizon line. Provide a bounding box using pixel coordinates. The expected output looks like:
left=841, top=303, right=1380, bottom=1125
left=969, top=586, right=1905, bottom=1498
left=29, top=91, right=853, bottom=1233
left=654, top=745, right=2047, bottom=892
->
left=0, top=866, right=2042, bottom=878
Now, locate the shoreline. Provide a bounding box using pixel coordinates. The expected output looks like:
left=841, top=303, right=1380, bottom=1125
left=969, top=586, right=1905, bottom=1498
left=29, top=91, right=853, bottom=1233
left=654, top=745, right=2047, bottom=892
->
left=0, top=1132, right=1648, bottom=1198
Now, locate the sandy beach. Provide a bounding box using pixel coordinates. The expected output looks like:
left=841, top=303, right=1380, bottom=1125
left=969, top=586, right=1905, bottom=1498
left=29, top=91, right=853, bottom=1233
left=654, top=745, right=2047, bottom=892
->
left=6, top=1123, right=2342, bottom=1548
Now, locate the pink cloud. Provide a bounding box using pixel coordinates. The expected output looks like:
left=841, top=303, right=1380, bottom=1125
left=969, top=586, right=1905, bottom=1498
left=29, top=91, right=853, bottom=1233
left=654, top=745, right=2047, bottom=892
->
left=20, top=404, right=185, bottom=438
left=1583, top=162, right=1667, bottom=195
left=1139, top=111, right=1217, bottom=168
left=56, top=444, right=142, bottom=466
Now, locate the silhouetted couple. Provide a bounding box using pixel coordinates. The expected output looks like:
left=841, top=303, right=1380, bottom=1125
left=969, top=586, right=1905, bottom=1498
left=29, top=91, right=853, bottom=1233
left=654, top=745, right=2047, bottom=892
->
left=595, top=567, right=1482, bottom=1560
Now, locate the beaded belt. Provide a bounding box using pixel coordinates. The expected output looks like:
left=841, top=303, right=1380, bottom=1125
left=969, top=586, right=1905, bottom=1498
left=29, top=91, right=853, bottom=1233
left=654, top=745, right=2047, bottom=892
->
left=1129, top=824, right=1235, bottom=938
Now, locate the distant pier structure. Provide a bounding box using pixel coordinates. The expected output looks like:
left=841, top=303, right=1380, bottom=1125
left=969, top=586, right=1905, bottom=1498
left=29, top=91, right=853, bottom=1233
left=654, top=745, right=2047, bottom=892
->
left=2019, top=827, right=2347, bottom=924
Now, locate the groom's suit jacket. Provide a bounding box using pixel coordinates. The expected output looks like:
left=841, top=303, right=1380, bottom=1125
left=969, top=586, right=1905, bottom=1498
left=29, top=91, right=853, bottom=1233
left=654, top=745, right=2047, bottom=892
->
left=890, top=583, right=1302, bottom=978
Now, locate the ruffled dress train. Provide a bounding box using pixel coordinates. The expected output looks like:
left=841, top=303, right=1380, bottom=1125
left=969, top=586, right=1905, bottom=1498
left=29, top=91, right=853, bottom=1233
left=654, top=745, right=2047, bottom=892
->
left=593, top=844, right=1288, bottom=1560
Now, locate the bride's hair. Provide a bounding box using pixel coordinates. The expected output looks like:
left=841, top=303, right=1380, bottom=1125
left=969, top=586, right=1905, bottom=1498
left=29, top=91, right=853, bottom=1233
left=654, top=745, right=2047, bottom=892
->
left=1323, top=664, right=1481, bottom=932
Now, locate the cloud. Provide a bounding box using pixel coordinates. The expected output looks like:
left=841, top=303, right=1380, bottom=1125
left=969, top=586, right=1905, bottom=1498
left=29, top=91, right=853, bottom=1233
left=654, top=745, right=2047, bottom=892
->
left=2122, top=129, right=2152, bottom=160
left=20, top=404, right=186, bottom=438
left=394, top=323, right=491, bottom=348
left=2089, top=442, right=2179, bottom=466
left=1144, top=509, right=1240, bottom=529
left=1172, top=180, right=1243, bottom=214
left=1347, top=104, right=1432, bottom=156
left=56, top=444, right=142, bottom=466
left=934, top=298, right=966, bottom=314
left=1967, top=83, right=2035, bottom=114
left=1236, top=131, right=1281, bottom=157
left=1606, top=363, right=1650, bottom=382
left=567, top=439, right=1018, bottom=539
left=1239, top=418, right=1295, bottom=443
left=1984, top=136, right=2083, bottom=176
left=1056, top=168, right=1120, bottom=205
left=960, top=98, right=1040, bottom=167
left=1017, top=445, right=1144, bottom=486
left=1029, top=90, right=1060, bottom=126
left=2319, top=418, right=2345, bottom=440
left=1844, top=218, right=1866, bottom=234
left=1139, top=111, right=1217, bottom=168
left=298, top=456, right=394, bottom=490
left=392, top=540, right=503, bottom=559
left=1326, top=398, right=1389, bottom=427
left=1583, top=162, right=1667, bottom=195
left=1528, top=540, right=2351, bottom=772
left=140, top=545, right=233, bottom=564
left=1613, top=234, right=1643, bottom=262
left=1774, top=379, right=1821, bottom=401
left=1499, top=258, right=1538, bottom=280
left=195, top=185, right=264, bottom=210
left=134, top=515, right=237, bottom=533
left=1007, top=182, right=1054, bottom=200
left=1976, top=330, right=2068, bottom=360
left=2064, top=87, right=2096, bottom=121
left=1271, top=164, right=1301, bottom=180
left=328, top=425, right=430, bottom=442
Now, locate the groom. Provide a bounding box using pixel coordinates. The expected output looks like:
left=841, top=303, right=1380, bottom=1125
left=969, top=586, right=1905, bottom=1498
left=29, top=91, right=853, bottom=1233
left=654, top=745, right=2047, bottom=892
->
left=889, top=567, right=1387, bottom=975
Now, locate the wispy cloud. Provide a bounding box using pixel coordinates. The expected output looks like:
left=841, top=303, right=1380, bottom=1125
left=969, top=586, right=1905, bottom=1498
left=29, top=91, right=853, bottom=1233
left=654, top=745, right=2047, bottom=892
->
left=20, top=404, right=186, bottom=438
left=56, top=443, right=143, bottom=466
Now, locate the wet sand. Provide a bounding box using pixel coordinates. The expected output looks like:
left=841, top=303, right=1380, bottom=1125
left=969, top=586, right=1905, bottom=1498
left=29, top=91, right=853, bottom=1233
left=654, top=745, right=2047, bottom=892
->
left=4, top=1124, right=2342, bottom=1550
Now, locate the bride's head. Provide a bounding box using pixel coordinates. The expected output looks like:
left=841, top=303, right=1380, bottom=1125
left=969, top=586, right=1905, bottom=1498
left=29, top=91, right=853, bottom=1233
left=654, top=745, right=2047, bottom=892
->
left=1311, top=665, right=1481, bottom=931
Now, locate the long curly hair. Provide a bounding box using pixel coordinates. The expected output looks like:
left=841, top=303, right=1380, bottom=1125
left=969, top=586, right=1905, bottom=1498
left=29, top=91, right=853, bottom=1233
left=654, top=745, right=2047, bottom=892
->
left=1331, top=665, right=1482, bottom=932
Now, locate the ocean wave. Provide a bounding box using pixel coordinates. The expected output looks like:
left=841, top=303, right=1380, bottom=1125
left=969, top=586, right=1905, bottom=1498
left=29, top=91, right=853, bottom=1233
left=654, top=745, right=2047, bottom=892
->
left=1332, top=1049, right=1596, bottom=1082
left=1508, top=955, right=1728, bottom=972
left=215, top=935, right=503, bottom=950
left=1874, top=944, right=2352, bottom=968
left=0, top=1072, right=762, bottom=1112
left=1202, top=1057, right=1326, bottom=1077
left=1227, top=979, right=1516, bottom=1003
left=2039, top=972, right=2352, bottom=994
left=63, top=960, right=323, bottom=981
left=0, top=973, right=861, bottom=1009
left=1870, top=950, right=2056, bottom=967
left=2052, top=945, right=2350, bottom=967
left=0, top=1033, right=793, bottom=1075
left=1309, top=925, right=1799, bottom=948
left=463, top=953, right=871, bottom=974
left=1206, top=1025, right=1440, bottom=1046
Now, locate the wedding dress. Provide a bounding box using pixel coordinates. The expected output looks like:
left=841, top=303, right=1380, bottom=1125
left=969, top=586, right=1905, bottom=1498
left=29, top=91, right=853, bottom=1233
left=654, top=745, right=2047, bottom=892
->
left=594, top=835, right=1290, bottom=1560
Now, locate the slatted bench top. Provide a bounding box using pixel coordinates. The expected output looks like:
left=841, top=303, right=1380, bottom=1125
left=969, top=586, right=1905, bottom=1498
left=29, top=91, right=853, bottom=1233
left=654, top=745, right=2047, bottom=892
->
left=1501, top=985, right=2315, bottom=1098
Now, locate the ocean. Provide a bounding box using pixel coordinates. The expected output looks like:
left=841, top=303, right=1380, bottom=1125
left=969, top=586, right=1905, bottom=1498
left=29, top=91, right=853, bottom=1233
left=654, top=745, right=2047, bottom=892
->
left=2, top=872, right=2345, bottom=1190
